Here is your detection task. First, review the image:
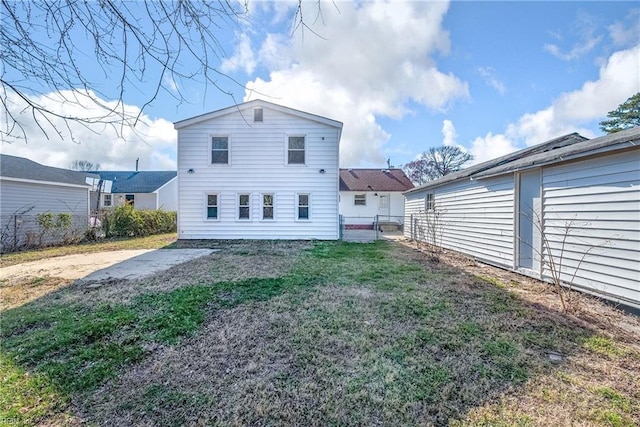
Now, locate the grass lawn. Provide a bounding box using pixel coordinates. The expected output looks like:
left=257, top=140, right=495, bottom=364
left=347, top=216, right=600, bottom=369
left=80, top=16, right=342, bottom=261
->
left=1, top=239, right=638, bottom=426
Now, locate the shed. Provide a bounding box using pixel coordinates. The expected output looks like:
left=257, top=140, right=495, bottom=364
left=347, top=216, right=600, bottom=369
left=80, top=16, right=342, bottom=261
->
left=404, top=128, right=640, bottom=309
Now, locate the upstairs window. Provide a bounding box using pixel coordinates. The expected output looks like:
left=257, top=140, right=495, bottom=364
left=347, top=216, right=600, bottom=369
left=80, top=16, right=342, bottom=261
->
left=288, top=136, right=305, bottom=164
left=254, top=108, right=263, bottom=122
left=425, top=193, right=434, bottom=211
left=207, top=194, right=218, bottom=219
left=262, top=194, right=274, bottom=220
left=297, top=194, right=309, bottom=220
left=238, top=193, right=250, bottom=220
left=211, top=136, right=229, bottom=164
left=354, top=194, right=366, bottom=206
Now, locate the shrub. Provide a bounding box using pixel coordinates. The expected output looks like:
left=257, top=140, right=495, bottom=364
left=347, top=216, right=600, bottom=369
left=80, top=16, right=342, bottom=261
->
left=104, top=205, right=176, bottom=237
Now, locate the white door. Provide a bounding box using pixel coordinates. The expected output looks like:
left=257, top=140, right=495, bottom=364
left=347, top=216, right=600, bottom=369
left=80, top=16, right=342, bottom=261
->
left=517, top=170, right=541, bottom=272
left=378, top=194, right=390, bottom=218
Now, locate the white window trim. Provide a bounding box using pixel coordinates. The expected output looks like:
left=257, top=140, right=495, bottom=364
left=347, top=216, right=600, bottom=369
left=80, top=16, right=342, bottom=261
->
left=204, top=192, right=220, bottom=221
left=295, top=192, right=311, bottom=221
left=285, top=134, right=307, bottom=166
left=261, top=193, right=276, bottom=221
left=102, top=193, right=113, bottom=207
left=354, top=193, right=366, bottom=206
left=210, top=134, right=231, bottom=166
left=236, top=192, right=252, bottom=221
left=425, top=193, right=435, bottom=211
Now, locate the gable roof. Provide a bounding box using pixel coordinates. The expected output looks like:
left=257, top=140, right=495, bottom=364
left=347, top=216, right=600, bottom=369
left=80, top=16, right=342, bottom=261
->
left=405, top=127, right=640, bottom=195
left=0, top=154, right=96, bottom=187
left=340, top=168, right=414, bottom=192
left=174, top=99, right=343, bottom=130
left=95, top=171, right=177, bottom=193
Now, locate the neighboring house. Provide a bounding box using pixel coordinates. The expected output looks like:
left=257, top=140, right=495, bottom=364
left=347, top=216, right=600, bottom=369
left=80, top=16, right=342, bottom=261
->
left=404, top=128, right=640, bottom=309
left=339, top=168, right=413, bottom=229
left=174, top=99, right=343, bottom=240
left=0, top=154, right=95, bottom=250
left=92, top=171, right=178, bottom=211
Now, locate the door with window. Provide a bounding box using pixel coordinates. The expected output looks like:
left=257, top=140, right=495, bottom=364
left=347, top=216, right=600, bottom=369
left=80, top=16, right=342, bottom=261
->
left=517, top=170, right=541, bottom=273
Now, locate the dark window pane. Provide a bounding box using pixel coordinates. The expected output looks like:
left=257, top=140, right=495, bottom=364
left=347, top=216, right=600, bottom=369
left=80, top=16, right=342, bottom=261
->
left=207, top=207, right=218, bottom=219
left=298, top=207, right=309, bottom=219
left=211, top=137, right=228, bottom=149
left=239, top=194, right=249, bottom=205
left=211, top=150, right=228, bottom=164
left=239, top=206, right=250, bottom=219
left=263, top=207, right=273, bottom=219
left=207, top=194, right=217, bottom=206
left=263, top=194, right=273, bottom=206
left=298, top=194, right=308, bottom=206
left=288, top=136, right=305, bottom=149
left=288, top=150, right=305, bottom=164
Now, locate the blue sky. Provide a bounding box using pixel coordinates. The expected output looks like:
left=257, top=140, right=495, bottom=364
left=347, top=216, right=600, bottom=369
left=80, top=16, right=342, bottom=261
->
left=2, top=0, right=639, bottom=171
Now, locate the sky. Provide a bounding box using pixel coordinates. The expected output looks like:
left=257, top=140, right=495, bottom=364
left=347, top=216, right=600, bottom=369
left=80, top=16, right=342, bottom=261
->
left=2, top=0, right=639, bottom=171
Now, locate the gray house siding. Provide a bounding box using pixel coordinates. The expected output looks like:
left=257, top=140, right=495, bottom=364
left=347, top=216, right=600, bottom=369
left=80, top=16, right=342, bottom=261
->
left=0, top=179, right=90, bottom=250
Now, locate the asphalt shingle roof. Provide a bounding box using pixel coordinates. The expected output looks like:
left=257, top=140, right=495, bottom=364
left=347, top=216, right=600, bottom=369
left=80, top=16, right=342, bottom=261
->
left=95, top=171, right=177, bottom=193
left=0, top=154, right=96, bottom=186
left=340, top=169, right=414, bottom=192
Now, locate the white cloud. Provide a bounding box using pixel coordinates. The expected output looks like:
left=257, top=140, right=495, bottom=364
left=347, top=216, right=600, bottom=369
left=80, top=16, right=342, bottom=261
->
left=507, top=45, right=640, bottom=146
left=441, top=120, right=457, bottom=147
left=1, top=90, right=176, bottom=171
left=608, top=9, right=640, bottom=47
left=468, top=45, right=640, bottom=163
left=544, top=10, right=602, bottom=61
left=221, top=33, right=257, bottom=75
left=478, top=66, right=506, bottom=95
left=469, top=132, right=520, bottom=165
left=245, top=0, right=468, bottom=166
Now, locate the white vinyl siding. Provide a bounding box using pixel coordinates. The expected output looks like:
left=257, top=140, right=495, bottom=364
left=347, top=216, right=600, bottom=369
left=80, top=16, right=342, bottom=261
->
left=405, top=175, right=515, bottom=267
left=541, top=149, right=640, bottom=306
left=177, top=102, right=340, bottom=239
left=340, top=191, right=406, bottom=226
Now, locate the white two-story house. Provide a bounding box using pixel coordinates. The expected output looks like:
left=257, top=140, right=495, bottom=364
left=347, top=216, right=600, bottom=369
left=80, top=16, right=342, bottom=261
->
left=174, top=99, right=343, bottom=240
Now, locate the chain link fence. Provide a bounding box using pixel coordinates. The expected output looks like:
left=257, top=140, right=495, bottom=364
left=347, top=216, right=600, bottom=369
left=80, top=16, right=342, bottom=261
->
left=0, top=213, right=94, bottom=253
left=339, top=215, right=404, bottom=242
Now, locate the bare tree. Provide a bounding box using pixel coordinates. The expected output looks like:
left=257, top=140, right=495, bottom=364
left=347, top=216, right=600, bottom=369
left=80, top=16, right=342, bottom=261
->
left=404, top=146, right=473, bottom=185
left=70, top=160, right=100, bottom=171
left=1, top=1, right=321, bottom=143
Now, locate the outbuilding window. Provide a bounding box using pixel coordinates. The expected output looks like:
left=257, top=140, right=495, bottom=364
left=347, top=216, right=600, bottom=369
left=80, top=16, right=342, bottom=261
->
left=103, top=194, right=112, bottom=207
left=354, top=194, right=366, bottom=206
left=425, top=193, right=434, bottom=211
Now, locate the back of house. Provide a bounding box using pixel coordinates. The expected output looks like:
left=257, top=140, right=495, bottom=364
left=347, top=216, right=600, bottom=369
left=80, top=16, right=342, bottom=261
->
left=174, top=99, right=342, bottom=240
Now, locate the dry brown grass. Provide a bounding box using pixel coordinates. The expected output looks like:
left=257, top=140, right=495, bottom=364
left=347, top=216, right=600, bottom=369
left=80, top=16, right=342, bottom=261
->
left=3, top=239, right=639, bottom=426
left=0, top=275, right=73, bottom=311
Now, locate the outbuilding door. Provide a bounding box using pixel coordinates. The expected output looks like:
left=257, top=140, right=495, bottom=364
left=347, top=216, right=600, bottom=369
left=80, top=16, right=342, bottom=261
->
left=517, top=170, right=542, bottom=273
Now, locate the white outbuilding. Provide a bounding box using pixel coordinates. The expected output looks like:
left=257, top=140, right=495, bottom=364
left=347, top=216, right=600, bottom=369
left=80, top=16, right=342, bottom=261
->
left=404, top=128, right=640, bottom=309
